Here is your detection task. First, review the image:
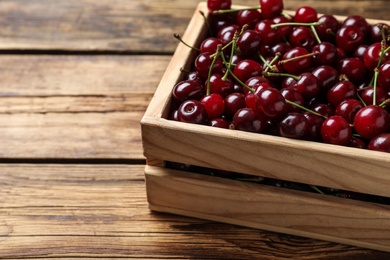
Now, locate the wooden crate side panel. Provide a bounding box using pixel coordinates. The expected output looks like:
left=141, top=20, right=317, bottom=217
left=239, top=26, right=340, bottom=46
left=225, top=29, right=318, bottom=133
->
left=145, top=165, right=390, bottom=253
left=141, top=116, right=390, bottom=198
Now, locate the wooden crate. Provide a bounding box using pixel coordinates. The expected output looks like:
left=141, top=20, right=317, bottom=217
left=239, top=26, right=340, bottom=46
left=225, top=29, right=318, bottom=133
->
left=141, top=2, right=390, bottom=252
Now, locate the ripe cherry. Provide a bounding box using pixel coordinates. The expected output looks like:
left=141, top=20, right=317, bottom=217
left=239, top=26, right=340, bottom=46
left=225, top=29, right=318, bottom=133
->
left=231, top=108, right=268, bottom=133
left=207, top=0, right=232, bottom=11
left=236, top=30, right=262, bottom=57
left=172, top=80, right=205, bottom=103
left=335, top=99, right=363, bottom=124
left=281, top=47, right=313, bottom=74
left=233, top=59, right=263, bottom=82
left=201, top=93, right=225, bottom=119
left=327, top=80, right=358, bottom=107
left=336, top=25, right=365, bottom=54
left=178, top=100, right=208, bottom=124
left=195, top=52, right=224, bottom=79
left=363, top=42, right=390, bottom=71
left=224, top=92, right=246, bottom=118
left=294, top=6, right=318, bottom=23
left=206, top=73, right=234, bottom=97
left=256, top=88, right=286, bottom=118
left=259, top=0, right=284, bottom=19
left=378, top=61, right=390, bottom=92
left=321, top=115, right=352, bottom=146
left=279, top=112, right=309, bottom=139
left=368, top=133, right=390, bottom=153
left=353, top=105, right=390, bottom=139
left=209, top=117, right=230, bottom=128
left=236, top=9, right=263, bottom=29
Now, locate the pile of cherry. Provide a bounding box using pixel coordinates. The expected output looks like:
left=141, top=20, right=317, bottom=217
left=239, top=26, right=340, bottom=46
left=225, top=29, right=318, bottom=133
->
left=169, top=0, right=390, bottom=153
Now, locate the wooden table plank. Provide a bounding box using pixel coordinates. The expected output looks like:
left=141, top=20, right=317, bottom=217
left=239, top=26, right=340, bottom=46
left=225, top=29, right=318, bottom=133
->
left=0, top=0, right=387, bottom=53
left=0, top=164, right=388, bottom=259
left=0, top=55, right=169, bottom=96
left=0, top=55, right=171, bottom=160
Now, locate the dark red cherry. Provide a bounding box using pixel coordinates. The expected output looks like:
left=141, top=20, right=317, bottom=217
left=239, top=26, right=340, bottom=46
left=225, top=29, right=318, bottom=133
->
left=294, top=6, right=318, bottom=23
left=279, top=112, right=309, bottom=139
left=311, top=65, right=339, bottom=94
left=259, top=0, right=284, bottom=19
left=233, top=59, right=263, bottom=83
left=255, top=19, right=280, bottom=46
left=353, top=45, right=368, bottom=61
left=311, top=103, right=335, bottom=118
left=360, top=86, right=389, bottom=106
left=224, top=92, right=246, bottom=118
left=200, top=93, right=225, bottom=119
left=272, top=15, right=293, bottom=39
left=338, top=57, right=367, bottom=85
left=207, top=0, right=232, bottom=11
left=195, top=52, right=224, bottom=79
left=289, top=26, right=316, bottom=50
left=368, top=133, right=390, bottom=153
left=236, top=30, right=262, bottom=57
left=363, top=42, right=390, bottom=71
left=236, top=9, right=263, bottom=29
left=312, top=42, right=338, bottom=67
left=316, top=14, right=341, bottom=43
left=369, top=23, right=390, bottom=43
left=209, top=117, right=230, bottom=128
left=349, top=137, right=367, bottom=149
left=256, top=88, right=286, bottom=118
left=335, top=99, right=363, bottom=124
left=281, top=47, right=313, bottom=74
left=200, top=37, right=224, bottom=53
left=353, top=105, right=390, bottom=139
left=336, top=25, right=365, bottom=54
left=178, top=100, right=208, bottom=124
left=327, top=80, right=358, bottom=107
left=321, top=115, right=352, bottom=146
left=342, top=15, right=370, bottom=37
left=280, top=88, right=305, bottom=113
left=378, top=61, right=390, bottom=92
left=244, top=77, right=272, bottom=95
left=293, top=72, right=320, bottom=100
left=268, top=42, right=292, bottom=57
left=206, top=73, right=234, bottom=97
left=303, top=112, right=325, bottom=141
left=172, top=80, right=205, bottom=103
left=217, top=24, right=240, bottom=45
left=231, top=108, right=268, bottom=133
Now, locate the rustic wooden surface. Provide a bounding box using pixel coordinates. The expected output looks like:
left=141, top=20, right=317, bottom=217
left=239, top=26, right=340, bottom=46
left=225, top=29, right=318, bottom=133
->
left=1, top=0, right=390, bottom=259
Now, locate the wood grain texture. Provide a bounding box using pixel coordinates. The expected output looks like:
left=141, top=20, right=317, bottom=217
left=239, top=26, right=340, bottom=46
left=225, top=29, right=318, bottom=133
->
left=0, top=0, right=387, bottom=53
left=0, top=164, right=388, bottom=259
left=0, top=55, right=169, bottom=160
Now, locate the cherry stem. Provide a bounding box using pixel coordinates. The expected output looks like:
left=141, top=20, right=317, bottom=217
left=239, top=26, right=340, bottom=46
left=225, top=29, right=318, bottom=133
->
left=373, top=68, right=379, bottom=106
left=356, top=92, right=367, bottom=107
left=222, top=31, right=239, bottom=81
left=199, top=10, right=213, bottom=36
left=219, top=51, right=254, bottom=93
left=180, top=67, right=191, bottom=74
left=260, top=53, right=281, bottom=73
left=210, top=25, right=248, bottom=59
left=173, top=34, right=199, bottom=51
left=379, top=98, right=390, bottom=108
left=285, top=99, right=327, bottom=119
left=310, top=185, right=325, bottom=195
left=207, top=45, right=223, bottom=96
left=263, top=71, right=300, bottom=81
left=311, top=25, right=322, bottom=44
left=271, top=21, right=322, bottom=29
left=217, top=6, right=260, bottom=14
left=278, top=52, right=318, bottom=65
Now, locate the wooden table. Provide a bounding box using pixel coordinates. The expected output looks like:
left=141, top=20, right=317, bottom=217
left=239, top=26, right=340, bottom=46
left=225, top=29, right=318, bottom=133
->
left=1, top=0, right=390, bottom=259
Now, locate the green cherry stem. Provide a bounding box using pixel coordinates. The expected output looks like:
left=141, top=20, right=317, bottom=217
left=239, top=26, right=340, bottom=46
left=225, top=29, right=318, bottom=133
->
left=373, top=68, right=380, bottom=106
left=173, top=34, right=199, bottom=51
left=206, top=45, right=222, bottom=96
left=199, top=10, right=213, bottom=36
left=379, top=98, right=390, bottom=108
left=285, top=99, right=327, bottom=119
left=263, top=71, right=300, bottom=81
left=222, top=31, right=239, bottom=81
left=310, top=25, right=322, bottom=44
left=271, top=21, right=322, bottom=29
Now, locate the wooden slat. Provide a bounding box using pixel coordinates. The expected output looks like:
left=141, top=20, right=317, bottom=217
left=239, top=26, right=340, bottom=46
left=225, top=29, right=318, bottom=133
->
left=0, top=0, right=387, bottom=52
left=0, top=55, right=170, bottom=160
left=0, top=55, right=169, bottom=96
left=0, top=164, right=388, bottom=259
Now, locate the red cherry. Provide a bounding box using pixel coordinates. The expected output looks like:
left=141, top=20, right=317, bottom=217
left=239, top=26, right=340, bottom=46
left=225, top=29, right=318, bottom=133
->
left=207, top=0, right=232, bottom=11
left=321, top=115, right=352, bottom=146
left=335, top=99, right=363, bottom=124
left=294, top=6, right=318, bottom=23
left=378, top=61, right=390, bottom=92
left=256, top=88, right=286, bottom=118
left=231, top=108, right=268, bottom=133
left=336, top=25, right=365, bottom=54
left=172, top=80, right=205, bottom=103
left=236, top=9, right=263, bottom=29
left=327, top=80, right=358, bottom=107
left=368, top=133, right=390, bottom=153
left=363, top=42, right=390, bottom=71
left=259, top=0, right=284, bottom=19
left=353, top=105, right=390, bottom=139
left=201, top=93, right=225, bottom=119
left=178, top=100, right=208, bottom=125
left=233, top=59, right=263, bottom=83
left=279, top=112, right=309, bottom=139
left=209, top=117, right=230, bottom=129
left=195, top=52, right=224, bottom=79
